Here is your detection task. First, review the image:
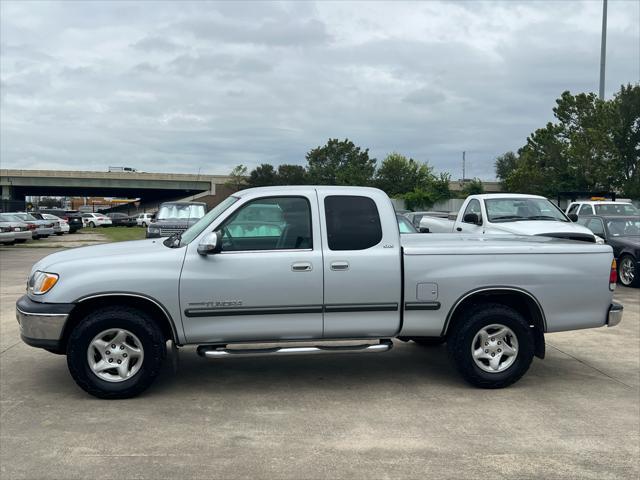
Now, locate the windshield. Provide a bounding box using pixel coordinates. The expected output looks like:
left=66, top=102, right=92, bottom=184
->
left=397, top=215, right=417, bottom=233
left=485, top=198, right=568, bottom=223
left=605, top=218, right=640, bottom=236
left=157, top=203, right=206, bottom=221
left=178, top=196, right=239, bottom=246
left=13, top=213, right=37, bottom=221
left=595, top=203, right=639, bottom=215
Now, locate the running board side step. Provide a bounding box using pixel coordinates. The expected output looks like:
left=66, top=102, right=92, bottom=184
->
left=197, top=339, right=393, bottom=359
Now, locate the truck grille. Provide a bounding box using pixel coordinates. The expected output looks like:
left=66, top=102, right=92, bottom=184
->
left=160, top=227, right=187, bottom=236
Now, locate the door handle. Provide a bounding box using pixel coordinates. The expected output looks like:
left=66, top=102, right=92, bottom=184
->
left=456, top=227, right=462, bottom=232
left=330, top=261, right=349, bottom=271
left=291, top=262, right=313, bottom=272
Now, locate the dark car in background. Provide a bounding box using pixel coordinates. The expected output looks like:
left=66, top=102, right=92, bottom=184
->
left=146, top=201, right=207, bottom=238
left=38, top=209, right=84, bottom=233
left=579, top=215, right=640, bottom=287
left=107, top=212, right=137, bottom=227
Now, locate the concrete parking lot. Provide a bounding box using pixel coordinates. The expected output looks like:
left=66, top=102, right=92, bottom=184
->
left=1, top=247, right=638, bottom=479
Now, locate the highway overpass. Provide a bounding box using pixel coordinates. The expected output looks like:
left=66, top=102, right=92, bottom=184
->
left=1, top=169, right=501, bottom=211
left=0, top=169, right=235, bottom=207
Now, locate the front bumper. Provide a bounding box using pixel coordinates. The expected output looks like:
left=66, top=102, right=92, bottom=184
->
left=16, top=295, right=74, bottom=351
left=607, top=302, right=623, bottom=327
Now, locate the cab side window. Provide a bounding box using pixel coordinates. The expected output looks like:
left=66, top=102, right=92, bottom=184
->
left=579, top=204, right=594, bottom=215
left=462, top=199, right=482, bottom=224
left=220, top=197, right=311, bottom=251
left=324, top=196, right=382, bottom=250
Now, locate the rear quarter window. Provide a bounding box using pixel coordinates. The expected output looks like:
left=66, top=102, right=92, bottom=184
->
left=324, top=195, right=382, bottom=250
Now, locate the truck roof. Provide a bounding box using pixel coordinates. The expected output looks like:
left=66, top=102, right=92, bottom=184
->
left=234, top=185, right=386, bottom=197
left=467, top=193, right=545, bottom=200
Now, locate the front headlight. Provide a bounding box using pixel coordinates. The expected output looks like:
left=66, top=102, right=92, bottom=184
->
left=29, top=271, right=59, bottom=295
left=148, top=226, right=159, bottom=232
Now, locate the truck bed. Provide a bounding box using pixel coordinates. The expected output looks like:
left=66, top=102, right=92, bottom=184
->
left=400, top=233, right=614, bottom=335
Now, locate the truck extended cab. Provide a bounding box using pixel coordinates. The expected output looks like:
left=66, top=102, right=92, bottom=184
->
left=419, top=193, right=597, bottom=242
left=16, top=186, right=623, bottom=399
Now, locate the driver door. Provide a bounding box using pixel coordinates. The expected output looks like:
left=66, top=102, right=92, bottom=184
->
left=179, top=193, right=324, bottom=344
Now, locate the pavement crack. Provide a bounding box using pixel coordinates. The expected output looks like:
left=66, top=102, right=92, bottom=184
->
left=547, top=342, right=634, bottom=389
left=0, top=341, right=21, bottom=356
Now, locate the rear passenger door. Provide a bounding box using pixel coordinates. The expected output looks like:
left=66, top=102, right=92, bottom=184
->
left=318, top=193, right=402, bottom=338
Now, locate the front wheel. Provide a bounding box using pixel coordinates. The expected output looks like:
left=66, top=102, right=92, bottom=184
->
left=89, top=221, right=95, bottom=228
left=141, top=222, right=147, bottom=228
left=618, top=255, right=638, bottom=287
left=447, top=303, right=534, bottom=389
left=66, top=306, right=166, bottom=399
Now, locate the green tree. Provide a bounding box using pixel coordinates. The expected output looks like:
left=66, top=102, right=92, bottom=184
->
left=374, top=153, right=433, bottom=197
left=494, top=152, right=519, bottom=182
left=495, top=85, right=640, bottom=199
left=610, top=84, right=640, bottom=198
left=306, top=138, right=376, bottom=186
left=276, top=164, right=308, bottom=185
left=248, top=164, right=278, bottom=187
left=226, top=164, right=247, bottom=190
left=461, top=178, right=485, bottom=196
left=403, top=188, right=436, bottom=211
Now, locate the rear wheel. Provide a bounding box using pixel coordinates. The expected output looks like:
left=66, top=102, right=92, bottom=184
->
left=66, top=306, right=166, bottom=399
left=618, top=255, right=638, bottom=287
left=447, top=303, right=534, bottom=388
left=89, top=221, right=95, bottom=228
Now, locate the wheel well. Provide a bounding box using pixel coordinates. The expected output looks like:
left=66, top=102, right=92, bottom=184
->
left=444, top=289, right=546, bottom=359
left=60, top=295, right=177, bottom=351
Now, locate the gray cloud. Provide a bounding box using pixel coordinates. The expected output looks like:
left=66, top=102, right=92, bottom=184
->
left=0, top=0, right=638, bottom=179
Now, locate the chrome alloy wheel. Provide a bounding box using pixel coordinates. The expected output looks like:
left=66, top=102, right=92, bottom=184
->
left=471, top=324, right=519, bottom=373
left=619, top=256, right=636, bottom=286
left=87, top=329, right=144, bottom=382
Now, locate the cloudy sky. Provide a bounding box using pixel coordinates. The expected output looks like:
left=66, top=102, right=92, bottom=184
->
left=1, top=1, right=638, bottom=179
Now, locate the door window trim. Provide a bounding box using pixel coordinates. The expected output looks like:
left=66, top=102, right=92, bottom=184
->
left=217, top=195, right=315, bottom=253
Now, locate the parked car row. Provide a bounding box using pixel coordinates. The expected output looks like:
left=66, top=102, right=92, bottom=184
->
left=0, top=210, right=78, bottom=245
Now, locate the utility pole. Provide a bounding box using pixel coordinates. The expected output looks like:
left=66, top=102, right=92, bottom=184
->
left=599, top=0, right=608, bottom=100
left=462, top=151, right=466, bottom=181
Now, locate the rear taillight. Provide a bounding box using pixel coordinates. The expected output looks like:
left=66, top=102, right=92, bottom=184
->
left=609, top=259, right=617, bottom=291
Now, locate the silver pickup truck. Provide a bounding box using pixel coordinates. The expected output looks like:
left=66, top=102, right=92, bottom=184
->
left=16, top=186, right=623, bottom=399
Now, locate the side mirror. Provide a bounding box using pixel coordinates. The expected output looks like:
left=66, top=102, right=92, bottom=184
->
left=463, top=212, right=481, bottom=225
left=197, top=230, right=223, bottom=255
left=568, top=213, right=578, bottom=222
left=419, top=227, right=430, bottom=233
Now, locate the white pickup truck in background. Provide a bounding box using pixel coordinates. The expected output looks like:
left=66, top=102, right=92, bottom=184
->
left=419, top=193, right=597, bottom=242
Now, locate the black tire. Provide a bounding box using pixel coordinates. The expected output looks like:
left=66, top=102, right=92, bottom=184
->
left=89, top=221, right=95, bottom=228
left=618, top=254, right=638, bottom=287
left=141, top=222, right=147, bottom=228
left=412, top=336, right=446, bottom=346
left=447, top=303, right=534, bottom=389
left=66, top=306, right=165, bottom=399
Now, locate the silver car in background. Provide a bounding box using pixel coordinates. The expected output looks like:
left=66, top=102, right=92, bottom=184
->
left=0, top=222, right=16, bottom=244
left=6, top=212, right=54, bottom=238
left=0, top=214, right=33, bottom=243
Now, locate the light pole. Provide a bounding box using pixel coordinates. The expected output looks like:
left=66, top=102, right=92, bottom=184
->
left=599, top=0, right=608, bottom=100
